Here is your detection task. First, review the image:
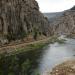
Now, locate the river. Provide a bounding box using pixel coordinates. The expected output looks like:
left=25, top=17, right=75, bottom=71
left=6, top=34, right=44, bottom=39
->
left=38, top=37, right=75, bottom=75
left=2, top=36, right=75, bottom=75
left=29, top=36, right=75, bottom=75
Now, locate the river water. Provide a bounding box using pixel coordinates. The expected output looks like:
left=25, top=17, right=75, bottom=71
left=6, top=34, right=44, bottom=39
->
left=1, top=36, right=75, bottom=75
left=23, top=36, right=75, bottom=75
left=38, top=38, right=75, bottom=75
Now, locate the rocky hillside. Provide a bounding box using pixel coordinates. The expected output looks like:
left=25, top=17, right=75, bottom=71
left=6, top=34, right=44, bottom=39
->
left=49, top=6, right=75, bottom=37
left=71, top=6, right=75, bottom=10
left=0, top=0, right=51, bottom=44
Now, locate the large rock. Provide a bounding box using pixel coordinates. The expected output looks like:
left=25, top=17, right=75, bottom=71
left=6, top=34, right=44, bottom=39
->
left=0, top=0, right=51, bottom=43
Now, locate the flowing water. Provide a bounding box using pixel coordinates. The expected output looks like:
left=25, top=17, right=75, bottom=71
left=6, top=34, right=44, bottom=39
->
left=21, top=36, right=75, bottom=75
left=1, top=36, right=75, bottom=75
left=4, top=36, right=75, bottom=75
left=34, top=36, right=75, bottom=75
left=20, top=37, right=75, bottom=75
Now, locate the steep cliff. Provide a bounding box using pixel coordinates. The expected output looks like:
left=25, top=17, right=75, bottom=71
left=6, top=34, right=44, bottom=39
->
left=0, top=0, right=51, bottom=44
left=50, top=6, right=75, bottom=37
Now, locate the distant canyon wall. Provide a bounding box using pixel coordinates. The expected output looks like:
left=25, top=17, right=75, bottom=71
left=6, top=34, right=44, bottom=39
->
left=49, top=6, right=75, bottom=37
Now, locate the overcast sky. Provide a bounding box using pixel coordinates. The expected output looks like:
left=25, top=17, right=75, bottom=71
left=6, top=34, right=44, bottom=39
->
left=36, top=0, right=75, bottom=13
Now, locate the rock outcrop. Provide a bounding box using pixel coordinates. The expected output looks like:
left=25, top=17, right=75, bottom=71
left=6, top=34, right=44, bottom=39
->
left=0, top=0, right=51, bottom=44
left=49, top=6, right=75, bottom=37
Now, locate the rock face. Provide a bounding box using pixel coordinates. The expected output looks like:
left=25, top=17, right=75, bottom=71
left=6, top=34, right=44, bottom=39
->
left=0, top=0, right=51, bottom=43
left=71, top=6, right=75, bottom=10
left=50, top=6, right=75, bottom=37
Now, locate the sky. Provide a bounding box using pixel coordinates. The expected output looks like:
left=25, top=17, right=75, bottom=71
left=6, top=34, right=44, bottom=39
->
left=36, top=0, right=75, bottom=13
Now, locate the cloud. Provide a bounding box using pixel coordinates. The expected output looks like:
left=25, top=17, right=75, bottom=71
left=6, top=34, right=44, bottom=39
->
left=36, top=0, right=75, bottom=12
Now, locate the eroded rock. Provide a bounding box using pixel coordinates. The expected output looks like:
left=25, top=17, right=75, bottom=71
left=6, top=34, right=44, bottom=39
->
left=0, top=0, right=51, bottom=44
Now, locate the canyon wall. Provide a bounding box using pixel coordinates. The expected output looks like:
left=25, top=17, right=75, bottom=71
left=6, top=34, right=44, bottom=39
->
left=0, top=0, right=51, bottom=44
left=50, top=6, right=75, bottom=37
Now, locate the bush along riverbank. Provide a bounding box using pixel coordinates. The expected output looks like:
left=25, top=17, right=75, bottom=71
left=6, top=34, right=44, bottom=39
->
left=0, top=43, right=46, bottom=75
left=0, top=37, right=51, bottom=75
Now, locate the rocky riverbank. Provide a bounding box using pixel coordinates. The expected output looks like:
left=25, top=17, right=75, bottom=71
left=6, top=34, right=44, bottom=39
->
left=50, top=60, right=75, bottom=75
